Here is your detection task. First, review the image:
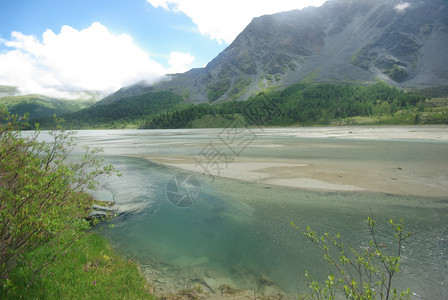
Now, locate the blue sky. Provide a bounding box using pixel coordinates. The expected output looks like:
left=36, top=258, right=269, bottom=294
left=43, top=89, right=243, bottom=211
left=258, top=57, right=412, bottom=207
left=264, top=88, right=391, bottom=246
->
left=0, top=0, right=224, bottom=68
left=0, top=0, right=327, bottom=98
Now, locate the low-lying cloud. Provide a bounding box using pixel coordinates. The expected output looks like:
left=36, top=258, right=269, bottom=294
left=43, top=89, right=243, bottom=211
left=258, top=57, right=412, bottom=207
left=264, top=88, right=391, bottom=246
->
left=146, top=0, right=328, bottom=44
left=168, top=51, right=195, bottom=74
left=394, top=2, right=411, bottom=13
left=0, top=22, right=194, bottom=99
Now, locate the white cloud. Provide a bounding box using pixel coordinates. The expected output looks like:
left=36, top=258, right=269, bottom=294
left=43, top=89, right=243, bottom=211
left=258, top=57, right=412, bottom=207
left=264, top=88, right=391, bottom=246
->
left=168, top=51, right=195, bottom=74
left=0, top=22, right=182, bottom=98
left=146, top=0, right=328, bottom=44
left=394, top=2, right=411, bottom=12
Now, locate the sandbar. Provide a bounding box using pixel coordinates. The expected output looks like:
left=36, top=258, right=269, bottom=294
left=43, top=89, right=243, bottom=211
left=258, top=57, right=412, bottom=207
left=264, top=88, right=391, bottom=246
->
left=141, top=126, right=448, bottom=198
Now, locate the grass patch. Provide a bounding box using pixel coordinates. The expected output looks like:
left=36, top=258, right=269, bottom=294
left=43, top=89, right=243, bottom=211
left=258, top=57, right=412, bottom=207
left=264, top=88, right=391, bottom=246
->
left=301, top=68, right=320, bottom=84
left=228, top=78, right=252, bottom=100
left=332, top=108, right=448, bottom=126
left=1, top=232, right=154, bottom=299
left=207, top=78, right=231, bottom=103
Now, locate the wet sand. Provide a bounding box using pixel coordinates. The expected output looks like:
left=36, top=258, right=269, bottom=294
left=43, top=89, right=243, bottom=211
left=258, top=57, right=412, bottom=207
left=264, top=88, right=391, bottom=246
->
left=142, top=126, right=448, bottom=198
left=143, top=156, right=448, bottom=198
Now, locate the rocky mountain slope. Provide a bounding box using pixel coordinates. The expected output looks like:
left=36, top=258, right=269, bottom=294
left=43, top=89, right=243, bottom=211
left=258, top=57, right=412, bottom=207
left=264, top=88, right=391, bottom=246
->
left=101, top=0, right=448, bottom=105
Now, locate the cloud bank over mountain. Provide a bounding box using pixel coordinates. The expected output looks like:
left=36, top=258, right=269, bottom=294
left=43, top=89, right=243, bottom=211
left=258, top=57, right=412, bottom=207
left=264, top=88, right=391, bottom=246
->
left=0, top=1, right=328, bottom=98
left=146, top=0, right=327, bottom=44
left=0, top=22, right=195, bottom=98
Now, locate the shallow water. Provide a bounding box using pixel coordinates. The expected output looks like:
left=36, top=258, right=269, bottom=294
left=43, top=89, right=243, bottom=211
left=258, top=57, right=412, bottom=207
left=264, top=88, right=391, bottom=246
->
left=70, top=128, right=448, bottom=299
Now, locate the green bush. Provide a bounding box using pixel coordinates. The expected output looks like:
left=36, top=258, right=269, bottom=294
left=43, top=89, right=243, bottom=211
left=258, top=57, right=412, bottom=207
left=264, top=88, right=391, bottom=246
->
left=0, top=108, right=118, bottom=286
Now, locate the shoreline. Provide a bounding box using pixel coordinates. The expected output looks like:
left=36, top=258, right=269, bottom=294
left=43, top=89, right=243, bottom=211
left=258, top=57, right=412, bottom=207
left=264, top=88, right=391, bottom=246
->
left=246, top=125, right=448, bottom=142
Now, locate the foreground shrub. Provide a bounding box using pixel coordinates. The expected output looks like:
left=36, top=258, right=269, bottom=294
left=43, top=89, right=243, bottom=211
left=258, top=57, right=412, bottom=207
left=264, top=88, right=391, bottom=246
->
left=1, top=108, right=117, bottom=286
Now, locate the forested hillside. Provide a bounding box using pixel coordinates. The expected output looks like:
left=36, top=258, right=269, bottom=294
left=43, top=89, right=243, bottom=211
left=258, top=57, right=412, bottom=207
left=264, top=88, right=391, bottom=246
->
left=0, top=95, right=94, bottom=119
left=142, top=82, right=442, bottom=128
left=34, top=82, right=448, bottom=130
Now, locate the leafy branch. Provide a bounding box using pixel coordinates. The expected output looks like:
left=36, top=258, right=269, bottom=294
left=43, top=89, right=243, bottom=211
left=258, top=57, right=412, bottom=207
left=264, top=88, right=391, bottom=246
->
left=292, top=213, right=411, bottom=299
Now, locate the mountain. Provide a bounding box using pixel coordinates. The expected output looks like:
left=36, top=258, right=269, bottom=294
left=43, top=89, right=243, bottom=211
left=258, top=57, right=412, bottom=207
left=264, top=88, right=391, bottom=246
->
left=100, top=0, right=448, bottom=105
left=98, top=81, right=155, bottom=106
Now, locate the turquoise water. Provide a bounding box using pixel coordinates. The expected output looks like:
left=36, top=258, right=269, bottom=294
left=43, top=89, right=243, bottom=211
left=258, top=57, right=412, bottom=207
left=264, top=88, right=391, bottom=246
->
left=71, top=128, right=448, bottom=299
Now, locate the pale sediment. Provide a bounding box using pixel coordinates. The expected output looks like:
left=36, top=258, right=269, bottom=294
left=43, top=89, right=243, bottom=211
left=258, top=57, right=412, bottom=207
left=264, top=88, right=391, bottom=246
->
left=142, top=155, right=448, bottom=198
left=140, top=126, right=448, bottom=198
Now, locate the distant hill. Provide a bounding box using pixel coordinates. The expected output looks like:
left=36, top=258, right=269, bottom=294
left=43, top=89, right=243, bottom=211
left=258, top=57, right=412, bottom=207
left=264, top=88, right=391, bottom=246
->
left=0, top=85, right=19, bottom=98
left=0, top=94, right=95, bottom=120
left=97, top=81, right=155, bottom=106
left=101, top=0, right=448, bottom=104
left=41, top=90, right=183, bottom=129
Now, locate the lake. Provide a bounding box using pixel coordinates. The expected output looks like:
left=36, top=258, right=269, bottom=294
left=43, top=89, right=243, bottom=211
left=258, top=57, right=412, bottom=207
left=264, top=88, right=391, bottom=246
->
left=69, top=127, right=447, bottom=299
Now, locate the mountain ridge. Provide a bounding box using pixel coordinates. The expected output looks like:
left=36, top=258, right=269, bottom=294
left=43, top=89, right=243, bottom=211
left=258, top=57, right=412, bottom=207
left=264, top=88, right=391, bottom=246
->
left=100, top=0, right=448, bottom=105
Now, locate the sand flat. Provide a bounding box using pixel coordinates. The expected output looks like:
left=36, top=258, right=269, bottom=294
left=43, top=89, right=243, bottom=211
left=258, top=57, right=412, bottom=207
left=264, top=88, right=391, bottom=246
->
left=142, top=155, right=447, bottom=198
left=140, top=126, right=448, bottom=198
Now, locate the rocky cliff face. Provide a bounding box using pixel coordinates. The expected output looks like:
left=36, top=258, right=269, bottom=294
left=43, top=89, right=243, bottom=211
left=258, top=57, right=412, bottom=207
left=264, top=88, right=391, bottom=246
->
left=102, top=0, right=448, bottom=104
